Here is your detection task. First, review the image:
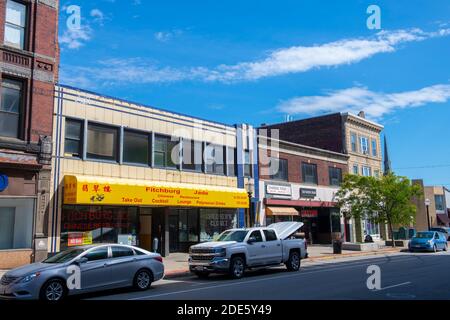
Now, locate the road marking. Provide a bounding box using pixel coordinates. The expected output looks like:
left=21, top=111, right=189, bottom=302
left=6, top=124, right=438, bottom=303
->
left=130, top=257, right=415, bottom=300
left=375, top=282, right=412, bottom=291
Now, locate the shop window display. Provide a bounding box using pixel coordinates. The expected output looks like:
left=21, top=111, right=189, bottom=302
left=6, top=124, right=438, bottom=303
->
left=61, top=206, right=138, bottom=250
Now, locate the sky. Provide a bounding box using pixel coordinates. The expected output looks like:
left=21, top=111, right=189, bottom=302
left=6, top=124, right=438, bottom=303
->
left=58, top=0, right=450, bottom=188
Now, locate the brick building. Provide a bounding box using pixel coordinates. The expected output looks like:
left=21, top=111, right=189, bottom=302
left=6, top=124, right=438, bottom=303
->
left=0, top=0, right=59, bottom=268
left=261, top=111, right=385, bottom=242
left=257, top=134, right=349, bottom=244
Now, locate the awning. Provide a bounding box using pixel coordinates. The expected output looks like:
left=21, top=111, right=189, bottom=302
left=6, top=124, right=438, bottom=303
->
left=63, top=175, right=249, bottom=209
left=437, top=214, right=450, bottom=226
left=266, top=206, right=299, bottom=216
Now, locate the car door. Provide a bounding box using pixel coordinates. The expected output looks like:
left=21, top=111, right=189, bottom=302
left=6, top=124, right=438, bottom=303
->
left=79, top=246, right=112, bottom=291
left=108, top=246, right=138, bottom=287
left=246, top=230, right=266, bottom=266
left=262, top=229, right=282, bottom=264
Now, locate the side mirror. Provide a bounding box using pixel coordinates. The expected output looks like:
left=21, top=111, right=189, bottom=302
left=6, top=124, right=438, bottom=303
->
left=247, top=236, right=257, bottom=244
left=75, top=257, right=88, bottom=265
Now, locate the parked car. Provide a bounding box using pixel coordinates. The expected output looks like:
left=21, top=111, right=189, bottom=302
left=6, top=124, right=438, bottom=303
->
left=0, top=244, right=164, bottom=301
left=430, top=227, right=450, bottom=241
left=188, top=222, right=307, bottom=279
left=408, top=231, right=448, bottom=252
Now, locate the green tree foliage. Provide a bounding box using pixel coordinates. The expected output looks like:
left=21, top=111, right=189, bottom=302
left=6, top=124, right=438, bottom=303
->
left=336, top=173, right=422, bottom=246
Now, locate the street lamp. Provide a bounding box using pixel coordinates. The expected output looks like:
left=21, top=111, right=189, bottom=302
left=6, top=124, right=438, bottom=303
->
left=425, top=199, right=431, bottom=230
left=246, top=180, right=254, bottom=227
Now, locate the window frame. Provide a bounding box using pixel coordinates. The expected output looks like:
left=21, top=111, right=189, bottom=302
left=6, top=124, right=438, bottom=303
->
left=226, top=147, right=237, bottom=177
left=302, top=162, right=318, bottom=185
left=86, top=122, right=120, bottom=162
left=4, top=0, right=28, bottom=50
left=360, top=136, right=369, bottom=155
left=329, top=166, right=343, bottom=186
left=205, top=143, right=226, bottom=176
left=353, top=164, right=359, bottom=175
left=350, top=132, right=357, bottom=152
left=362, top=166, right=372, bottom=177
left=269, top=157, right=288, bottom=181
left=153, top=134, right=179, bottom=169
left=122, top=128, right=151, bottom=166
left=371, top=138, right=378, bottom=157
left=244, top=150, right=252, bottom=177
left=181, top=139, right=203, bottom=172
left=0, top=77, right=25, bottom=139
left=64, top=118, right=84, bottom=158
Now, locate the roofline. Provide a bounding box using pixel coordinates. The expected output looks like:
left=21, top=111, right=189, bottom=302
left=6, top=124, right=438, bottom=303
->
left=342, top=112, right=384, bottom=129
left=56, top=83, right=237, bottom=129
left=258, top=135, right=350, bottom=159
left=258, top=112, right=341, bottom=128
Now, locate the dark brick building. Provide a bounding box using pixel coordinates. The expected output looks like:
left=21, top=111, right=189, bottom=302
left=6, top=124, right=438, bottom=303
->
left=0, top=0, right=59, bottom=268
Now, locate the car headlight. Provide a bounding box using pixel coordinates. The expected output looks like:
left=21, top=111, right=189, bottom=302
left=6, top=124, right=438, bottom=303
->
left=21, top=272, right=41, bottom=283
left=214, top=248, right=226, bottom=257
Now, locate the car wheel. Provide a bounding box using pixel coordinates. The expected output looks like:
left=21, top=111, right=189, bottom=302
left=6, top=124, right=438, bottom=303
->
left=229, top=256, right=245, bottom=279
left=134, top=269, right=153, bottom=291
left=286, top=251, right=301, bottom=271
left=40, top=279, right=67, bottom=302
left=194, top=271, right=210, bottom=279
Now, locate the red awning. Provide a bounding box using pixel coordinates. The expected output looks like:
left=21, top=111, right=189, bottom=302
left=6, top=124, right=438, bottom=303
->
left=264, top=198, right=337, bottom=208
left=437, top=214, right=450, bottom=226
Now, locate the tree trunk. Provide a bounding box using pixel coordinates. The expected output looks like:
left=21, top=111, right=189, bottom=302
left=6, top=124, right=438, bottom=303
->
left=388, top=218, right=395, bottom=248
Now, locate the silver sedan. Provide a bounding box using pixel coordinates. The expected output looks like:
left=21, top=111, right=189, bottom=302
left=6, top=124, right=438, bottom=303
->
left=0, top=244, right=164, bottom=301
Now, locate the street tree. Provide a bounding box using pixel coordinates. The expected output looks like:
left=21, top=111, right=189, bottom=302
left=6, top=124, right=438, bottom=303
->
left=336, top=173, right=422, bottom=247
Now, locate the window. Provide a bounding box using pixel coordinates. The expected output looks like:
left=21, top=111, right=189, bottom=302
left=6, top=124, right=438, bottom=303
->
left=350, top=132, right=357, bottom=152
left=360, top=136, right=369, bottom=155
left=249, top=230, right=263, bottom=242
left=435, top=195, right=445, bottom=211
left=154, top=134, right=178, bottom=168
left=329, top=167, right=342, bottom=186
left=263, top=230, right=277, bottom=241
left=205, top=144, right=225, bottom=175
left=4, top=0, right=27, bottom=49
left=362, top=166, right=372, bottom=177
left=123, top=130, right=150, bottom=165
left=64, top=119, right=83, bottom=157
left=302, top=162, right=318, bottom=184
left=182, top=139, right=202, bottom=171
left=244, top=150, right=252, bottom=177
left=111, top=246, right=135, bottom=258
left=371, top=139, right=378, bottom=157
left=0, top=199, right=34, bottom=250
left=226, top=147, right=236, bottom=176
left=270, top=158, right=288, bottom=181
left=353, top=165, right=359, bottom=175
left=0, top=78, right=23, bottom=138
left=85, top=247, right=109, bottom=261
left=176, top=209, right=199, bottom=242
left=374, top=170, right=380, bottom=178
left=200, top=209, right=238, bottom=242
left=87, top=123, right=118, bottom=161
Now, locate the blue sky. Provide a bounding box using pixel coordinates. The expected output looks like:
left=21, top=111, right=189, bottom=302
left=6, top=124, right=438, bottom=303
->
left=58, top=0, right=450, bottom=187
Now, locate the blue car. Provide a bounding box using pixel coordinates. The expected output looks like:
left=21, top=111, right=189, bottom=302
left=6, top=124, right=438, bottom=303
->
left=408, top=231, right=448, bottom=252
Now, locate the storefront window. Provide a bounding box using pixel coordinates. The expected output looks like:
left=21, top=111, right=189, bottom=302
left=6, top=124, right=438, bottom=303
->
left=177, top=209, right=199, bottom=243
left=61, top=206, right=138, bottom=250
left=200, top=209, right=238, bottom=242
left=0, top=199, right=34, bottom=250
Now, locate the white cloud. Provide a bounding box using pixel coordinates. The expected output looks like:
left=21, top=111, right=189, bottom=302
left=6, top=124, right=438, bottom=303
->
left=278, top=84, right=450, bottom=119
left=90, top=9, right=105, bottom=24
left=60, top=27, right=450, bottom=83
left=59, top=25, right=92, bottom=49
left=154, top=29, right=183, bottom=42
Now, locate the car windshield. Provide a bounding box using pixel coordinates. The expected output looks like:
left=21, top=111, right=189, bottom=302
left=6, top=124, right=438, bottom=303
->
left=430, top=228, right=445, bottom=232
left=217, top=230, right=248, bottom=242
left=43, top=248, right=86, bottom=264
left=415, top=232, right=433, bottom=239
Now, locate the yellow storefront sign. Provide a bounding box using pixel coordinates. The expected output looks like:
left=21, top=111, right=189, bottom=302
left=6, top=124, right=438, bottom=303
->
left=64, top=175, right=249, bottom=209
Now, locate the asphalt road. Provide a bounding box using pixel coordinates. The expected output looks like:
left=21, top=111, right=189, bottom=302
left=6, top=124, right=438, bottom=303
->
left=79, top=251, right=450, bottom=300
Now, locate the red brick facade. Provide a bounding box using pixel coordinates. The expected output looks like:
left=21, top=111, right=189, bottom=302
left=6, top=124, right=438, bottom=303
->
left=0, top=0, right=59, bottom=267
left=259, top=149, right=348, bottom=186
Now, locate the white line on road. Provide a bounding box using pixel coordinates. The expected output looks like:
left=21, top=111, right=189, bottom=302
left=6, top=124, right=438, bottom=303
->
left=130, top=256, right=415, bottom=300
left=375, top=282, right=412, bottom=291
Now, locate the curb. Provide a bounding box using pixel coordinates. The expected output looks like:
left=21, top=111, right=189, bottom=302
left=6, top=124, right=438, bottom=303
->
left=162, top=248, right=403, bottom=279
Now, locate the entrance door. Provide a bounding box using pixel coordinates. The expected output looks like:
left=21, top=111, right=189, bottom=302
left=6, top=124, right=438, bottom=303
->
left=169, top=214, right=179, bottom=252
left=139, top=215, right=152, bottom=252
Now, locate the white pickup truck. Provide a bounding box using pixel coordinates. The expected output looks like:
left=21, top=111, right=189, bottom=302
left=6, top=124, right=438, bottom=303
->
left=188, top=222, right=307, bottom=279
